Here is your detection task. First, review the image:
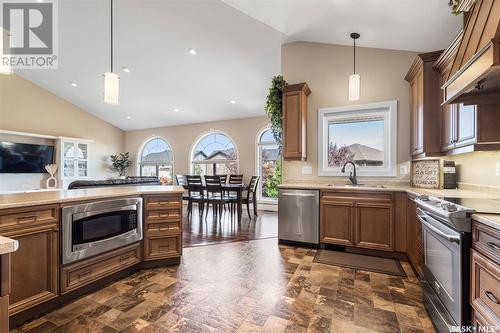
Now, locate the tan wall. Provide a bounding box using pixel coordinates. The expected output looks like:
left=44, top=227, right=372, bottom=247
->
left=281, top=41, right=418, bottom=184
left=124, top=116, right=270, bottom=181
left=446, top=151, right=500, bottom=189
left=0, top=75, right=124, bottom=190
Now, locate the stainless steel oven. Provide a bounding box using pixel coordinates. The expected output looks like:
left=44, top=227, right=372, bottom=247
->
left=62, top=198, right=143, bottom=264
left=415, top=196, right=472, bottom=333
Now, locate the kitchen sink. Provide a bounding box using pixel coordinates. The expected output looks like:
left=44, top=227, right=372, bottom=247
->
left=341, top=184, right=386, bottom=189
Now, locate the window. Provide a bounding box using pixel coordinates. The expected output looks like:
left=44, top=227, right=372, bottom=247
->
left=256, top=128, right=280, bottom=201
left=139, top=137, right=174, bottom=184
left=318, top=101, right=397, bottom=176
left=191, top=132, right=238, bottom=175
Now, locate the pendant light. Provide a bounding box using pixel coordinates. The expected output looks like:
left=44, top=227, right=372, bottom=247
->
left=348, top=32, right=360, bottom=101
left=0, top=29, right=12, bottom=75
left=104, top=0, right=119, bottom=105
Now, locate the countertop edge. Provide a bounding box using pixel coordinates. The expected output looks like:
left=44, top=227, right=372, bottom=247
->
left=0, top=235, right=19, bottom=255
left=472, top=214, right=500, bottom=231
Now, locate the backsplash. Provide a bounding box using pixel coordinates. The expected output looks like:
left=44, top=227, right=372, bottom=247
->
left=0, top=174, right=47, bottom=192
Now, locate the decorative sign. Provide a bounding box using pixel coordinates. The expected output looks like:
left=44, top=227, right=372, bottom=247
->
left=412, top=160, right=440, bottom=189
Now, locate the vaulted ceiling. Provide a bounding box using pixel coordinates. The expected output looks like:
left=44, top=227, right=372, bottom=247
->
left=17, top=0, right=461, bottom=131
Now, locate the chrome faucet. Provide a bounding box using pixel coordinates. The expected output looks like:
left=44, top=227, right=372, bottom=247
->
left=341, top=161, right=357, bottom=185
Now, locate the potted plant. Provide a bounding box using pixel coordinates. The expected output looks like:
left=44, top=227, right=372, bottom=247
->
left=110, top=152, right=131, bottom=178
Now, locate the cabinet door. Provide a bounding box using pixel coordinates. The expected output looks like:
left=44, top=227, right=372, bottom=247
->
left=5, top=224, right=59, bottom=314
left=283, top=91, right=302, bottom=160
left=441, top=104, right=456, bottom=151
left=355, top=202, right=394, bottom=251
left=410, top=72, right=424, bottom=156
left=320, top=200, right=355, bottom=246
left=455, top=104, right=477, bottom=147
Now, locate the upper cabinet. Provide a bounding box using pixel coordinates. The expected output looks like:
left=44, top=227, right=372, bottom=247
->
left=57, top=138, right=92, bottom=188
left=442, top=0, right=500, bottom=105
left=282, top=83, right=311, bottom=161
left=405, top=51, right=443, bottom=159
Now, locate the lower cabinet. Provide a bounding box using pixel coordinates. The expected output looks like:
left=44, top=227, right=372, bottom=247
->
left=0, top=205, right=60, bottom=315
left=471, top=221, right=500, bottom=328
left=406, top=195, right=424, bottom=278
left=61, top=242, right=141, bottom=294
left=320, top=191, right=394, bottom=252
left=143, top=194, right=183, bottom=261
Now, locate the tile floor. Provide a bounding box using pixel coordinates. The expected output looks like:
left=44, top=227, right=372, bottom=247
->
left=12, top=238, right=435, bottom=333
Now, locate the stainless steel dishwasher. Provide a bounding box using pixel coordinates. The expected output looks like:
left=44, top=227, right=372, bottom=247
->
left=278, top=188, right=319, bottom=245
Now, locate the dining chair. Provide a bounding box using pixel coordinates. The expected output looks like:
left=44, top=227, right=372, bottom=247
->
left=218, top=174, right=228, bottom=184
left=175, top=174, right=190, bottom=209
left=186, top=175, right=205, bottom=219
left=204, top=175, right=235, bottom=219
left=228, top=174, right=244, bottom=184
left=242, top=176, right=260, bottom=219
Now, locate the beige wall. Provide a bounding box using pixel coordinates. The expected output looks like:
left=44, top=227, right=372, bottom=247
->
left=0, top=75, right=124, bottom=190
left=446, top=151, right=500, bottom=189
left=124, top=116, right=270, bottom=181
left=281, top=41, right=418, bottom=184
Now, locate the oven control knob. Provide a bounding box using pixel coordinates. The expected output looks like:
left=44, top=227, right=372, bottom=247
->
left=417, top=195, right=429, bottom=201
left=441, top=203, right=457, bottom=212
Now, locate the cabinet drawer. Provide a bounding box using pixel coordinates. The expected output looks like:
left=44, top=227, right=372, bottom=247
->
left=145, top=221, right=181, bottom=236
left=321, top=191, right=393, bottom=203
left=0, top=205, right=59, bottom=230
left=144, top=235, right=181, bottom=261
left=473, top=222, right=500, bottom=264
left=61, top=243, right=141, bottom=294
left=145, top=209, right=181, bottom=222
left=471, top=249, right=500, bottom=325
left=144, top=195, right=182, bottom=210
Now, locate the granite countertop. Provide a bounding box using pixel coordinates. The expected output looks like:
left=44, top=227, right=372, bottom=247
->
left=0, top=235, right=19, bottom=255
left=0, top=185, right=185, bottom=210
left=472, top=214, right=500, bottom=231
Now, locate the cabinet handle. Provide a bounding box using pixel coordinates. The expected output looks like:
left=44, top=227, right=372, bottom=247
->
left=17, top=215, right=38, bottom=223
left=78, top=270, right=92, bottom=279
left=159, top=214, right=169, bottom=218
left=119, top=255, right=130, bottom=262
left=487, top=242, right=500, bottom=252
left=484, top=291, right=500, bottom=304
left=158, top=201, right=169, bottom=205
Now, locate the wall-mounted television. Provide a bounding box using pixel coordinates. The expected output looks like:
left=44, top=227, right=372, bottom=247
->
left=0, top=141, right=55, bottom=173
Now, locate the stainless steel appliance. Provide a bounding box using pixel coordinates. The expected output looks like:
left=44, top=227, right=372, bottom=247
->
left=62, top=198, right=143, bottom=264
left=415, top=195, right=473, bottom=333
left=278, top=189, right=319, bottom=246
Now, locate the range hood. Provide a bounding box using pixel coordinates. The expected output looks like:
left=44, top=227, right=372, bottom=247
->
left=442, top=0, right=500, bottom=105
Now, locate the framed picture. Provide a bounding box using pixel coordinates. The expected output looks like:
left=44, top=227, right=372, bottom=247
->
left=411, top=159, right=440, bottom=189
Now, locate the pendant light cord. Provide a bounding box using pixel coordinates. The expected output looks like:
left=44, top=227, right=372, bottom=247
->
left=353, top=37, right=356, bottom=75
left=110, top=0, right=113, bottom=73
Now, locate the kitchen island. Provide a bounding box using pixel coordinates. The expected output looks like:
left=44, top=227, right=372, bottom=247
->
left=0, top=185, right=184, bottom=329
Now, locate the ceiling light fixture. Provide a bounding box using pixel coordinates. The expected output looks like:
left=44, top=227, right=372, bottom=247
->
left=173, top=108, right=179, bottom=112
left=103, top=0, right=119, bottom=105
left=126, top=115, right=132, bottom=119
left=189, top=48, right=197, bottom=55
left=348, top=32, right=360, bottom=101
left=70, top=81, right=78, bottom=87
left=230, top=100, right=236, bottom=104
left=122, top=67, right=130, bottom=73
left=0, top=29, right=12, bottom=75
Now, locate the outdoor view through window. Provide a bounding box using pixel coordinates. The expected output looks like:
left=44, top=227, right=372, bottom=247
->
left=328, top=116, right=385, bottom=168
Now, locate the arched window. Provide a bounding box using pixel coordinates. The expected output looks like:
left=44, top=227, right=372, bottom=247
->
left=257, top=128, right=280, bottom=201
left=191, top=132, right=238, bottom=175
left=139, top=137, right=174, bottom=184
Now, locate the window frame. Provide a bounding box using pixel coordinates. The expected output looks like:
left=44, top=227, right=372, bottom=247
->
left=255, top=126, right=279, bottom=203
left=317, top=100, right=397, bottom=177
left=190, top=130, right=239, bottom=175
left=138, top=136, right=174, bottom=181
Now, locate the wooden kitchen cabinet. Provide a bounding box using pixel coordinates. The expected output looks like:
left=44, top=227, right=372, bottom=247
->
left=405, top=51, right=443, bottom=159
left=143, top=194, right=183, bottom=261
left=320, top=191, right=394, bottom=252
left=406, top=195, right=424, bottom=278
left=282, top=82, right=310, bottom=161
left=0, top=205, right=59, bottom=315
left=1, top=254, right=11, bottom=333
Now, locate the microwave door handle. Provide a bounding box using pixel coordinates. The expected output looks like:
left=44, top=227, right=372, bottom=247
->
left=417, top=215, right=461, bottom=244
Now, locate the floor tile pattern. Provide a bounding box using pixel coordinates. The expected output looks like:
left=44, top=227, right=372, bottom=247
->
left=12, top=238, right=435, bottom=333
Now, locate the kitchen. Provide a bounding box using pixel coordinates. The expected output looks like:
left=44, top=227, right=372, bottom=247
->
left=0, top=0, right=499, bottom=332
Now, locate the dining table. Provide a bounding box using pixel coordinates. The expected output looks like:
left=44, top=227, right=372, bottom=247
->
left=182, top=183, right=248, bottom=222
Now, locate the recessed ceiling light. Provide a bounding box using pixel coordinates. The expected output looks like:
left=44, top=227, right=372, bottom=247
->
left=230, top=100, right=236, bottom=104
left=122, top=67, right=130, bottom=73
left=188, top=48, right=197, bottom=55
left=70, top=81, right=78, bottom=87
left=173, top=108, right=180, bottom=113
left=126, top=115, right=132, bottom=119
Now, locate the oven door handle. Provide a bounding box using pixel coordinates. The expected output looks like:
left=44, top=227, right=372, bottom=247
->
left=418, top=215, right=461, bottom=244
